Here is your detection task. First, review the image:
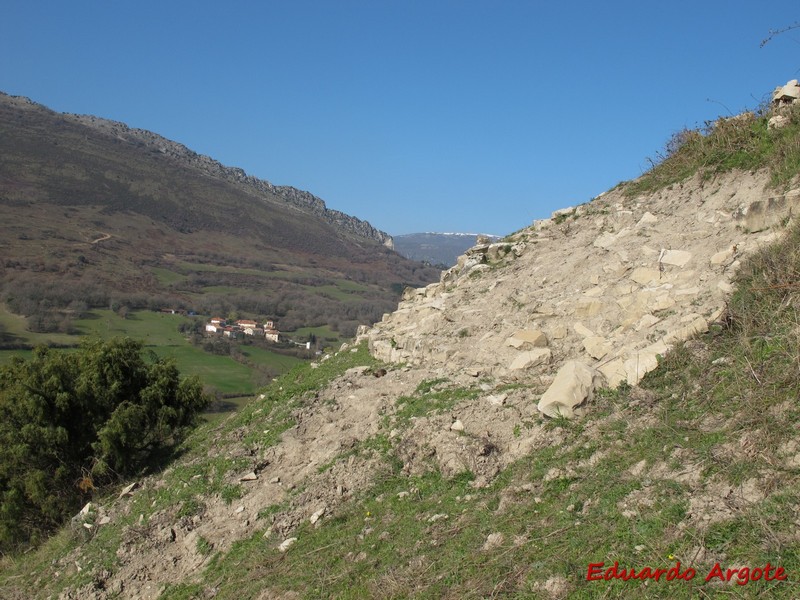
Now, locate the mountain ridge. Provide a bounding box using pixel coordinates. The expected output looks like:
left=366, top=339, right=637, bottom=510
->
left=0, top=91, right=438, bottom=336
left=0, top=92, right=394, bottom=248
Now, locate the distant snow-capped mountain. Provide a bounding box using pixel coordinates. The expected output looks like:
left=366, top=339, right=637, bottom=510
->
left=393, top=232, right=500, bottom=268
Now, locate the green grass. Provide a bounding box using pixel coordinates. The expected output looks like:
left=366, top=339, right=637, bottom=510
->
left=289, top=324, right=341, bottom=343
left=151, top=345, right=257, bottom=394
left=149, top=266, right=187, bottom=286
left=331, top=279, right=373, bottom=293
left=0, top=308, right=305, bottom=396
left=238, top=345, right=302, bottom=371
left=76, top=310, right=261, bottom=394
left=0, top=303, right=77, bottom=346
left=74, top=309, right=194, bottom=345
left=310, top=284, right=366, bottom=303
left=0, top=348, right=34, bottom=365
left=391, top=378, right=481, bottom=427
left=176, top=261, right=298, bottom=279
left=199, top=285, right=245, bottom=294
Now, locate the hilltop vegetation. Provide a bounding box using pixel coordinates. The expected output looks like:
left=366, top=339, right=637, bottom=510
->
left=626, top=100, right=800, bottom=197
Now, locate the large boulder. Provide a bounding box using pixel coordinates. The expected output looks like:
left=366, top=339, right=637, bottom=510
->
left=537, top=361, right=603, bottom=419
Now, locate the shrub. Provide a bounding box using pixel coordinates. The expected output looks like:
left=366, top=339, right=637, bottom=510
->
left=0, top=337, right=207, bottom=550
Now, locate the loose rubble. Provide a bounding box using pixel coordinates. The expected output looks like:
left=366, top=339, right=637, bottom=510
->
left=364, top=170, right=799, bottom=418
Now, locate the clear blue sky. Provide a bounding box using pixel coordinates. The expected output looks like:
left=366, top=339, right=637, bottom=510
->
left=2, top=1, right=799, bottom=236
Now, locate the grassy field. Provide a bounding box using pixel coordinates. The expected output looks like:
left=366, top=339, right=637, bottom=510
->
left=0, top=303, right=76, bottom=346
left=0, top=307, right=304, bottom=397
left=74, top=309, right=192, bottom=345
left=149, top=266, right=187, bottom=286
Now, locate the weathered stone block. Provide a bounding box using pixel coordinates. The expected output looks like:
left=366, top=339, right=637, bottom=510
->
left=630, top=267, right=661, bottom=285
left=537, top=361, right=603, bottom=419
left=583, top=336, right=612, bottom=360
left=598, top=359, right=627, bottom=388
left=710, top=247, right=735, bottom=266
left=575, top=299, right=603, bottom=317
left=624, top=340, right=668, bottom=385
left=510, top=348, right=551, bottom=370
left=660, top=249, right=692, bottom=267
left=636, top=212, right=658, bottom=227
left=506, top=329, right=548, bottom=349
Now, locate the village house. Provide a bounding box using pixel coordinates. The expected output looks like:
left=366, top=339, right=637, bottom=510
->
left=204, top=316, right=283, bottom=343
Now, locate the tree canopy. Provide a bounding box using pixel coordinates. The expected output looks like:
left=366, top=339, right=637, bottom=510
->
left=0, top=338, right=207, bottom=550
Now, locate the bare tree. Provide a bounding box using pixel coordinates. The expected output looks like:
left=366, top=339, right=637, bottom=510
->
left=761, top=21, right=800, bottom=47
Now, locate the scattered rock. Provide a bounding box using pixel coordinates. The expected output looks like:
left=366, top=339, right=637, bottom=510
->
left=450, top=419, right=465, bottom=432
left=583, top=336, right=611, bottom=360
left=510, top=348, right=551, bottom=371
left=506, top=329, right=548, bottom=349
left=278, top=537, right=297, bottom=552
left=659, top=249, right=692, bottom=267
left=537, top=361, right=602, bottom=419
left=309, top=508, right=325, bottom=525
left=482, top=532, right=505, bottom=551
left=118, top=482, right=140, bottom=499
left=486, top=393, right=507, bottom=406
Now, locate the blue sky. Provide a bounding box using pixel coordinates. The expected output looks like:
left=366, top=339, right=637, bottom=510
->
left=2, top=2, right=799, bottom=236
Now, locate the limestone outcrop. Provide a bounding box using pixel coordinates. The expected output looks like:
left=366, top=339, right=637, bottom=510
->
left=769, top=79, right=800, bottom=130
left=363, top=169, right=799, bottom=417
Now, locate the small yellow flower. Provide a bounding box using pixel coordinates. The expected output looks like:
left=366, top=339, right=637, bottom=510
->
left=668, top=554, right=675, bottom=560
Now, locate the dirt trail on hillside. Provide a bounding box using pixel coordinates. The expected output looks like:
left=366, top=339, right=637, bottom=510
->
left=90, top=232, right=112, bottom=244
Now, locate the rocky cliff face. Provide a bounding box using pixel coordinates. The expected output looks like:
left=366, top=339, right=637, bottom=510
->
left=363, top=170, right=800, bottom=416
left=1, top=92, right=393, bottom=247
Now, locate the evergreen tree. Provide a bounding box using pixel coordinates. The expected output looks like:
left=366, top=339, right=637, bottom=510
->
left=0, top=338, right=207, bottom=550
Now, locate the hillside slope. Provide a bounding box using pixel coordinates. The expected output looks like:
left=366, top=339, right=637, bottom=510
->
left=0, top=92, right=438, bottom=334
left=2, top=166, right=798, bottom=599
left=3, top=101, right=800, bottom=598
left=367, top=171, right=798, bottom=393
